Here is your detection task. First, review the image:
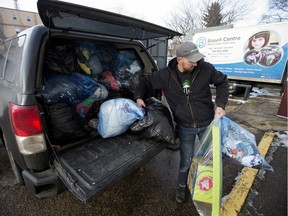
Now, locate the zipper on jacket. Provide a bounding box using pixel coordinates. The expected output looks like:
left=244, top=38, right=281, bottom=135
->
left=188, top=69, right=200, bottom=127
left=186, top=94, right=196, bottom=127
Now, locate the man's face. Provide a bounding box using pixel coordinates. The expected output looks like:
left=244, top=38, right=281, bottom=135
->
left=178, top=57, right=197, bottom=73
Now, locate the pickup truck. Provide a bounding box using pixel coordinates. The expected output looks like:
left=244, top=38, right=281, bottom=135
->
left=0, top=0, right=181, bottom=202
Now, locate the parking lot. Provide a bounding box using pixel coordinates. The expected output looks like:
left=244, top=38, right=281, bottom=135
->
left=0, top=88, right=287, bottom=216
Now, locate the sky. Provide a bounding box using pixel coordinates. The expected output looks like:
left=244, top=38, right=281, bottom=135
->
left=0, top=0, right=268, bottom=28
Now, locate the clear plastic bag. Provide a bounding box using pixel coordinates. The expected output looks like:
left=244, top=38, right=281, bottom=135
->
left=188, top=116, right=273, bottom=216
left=188, top=118, right=222, bottom=216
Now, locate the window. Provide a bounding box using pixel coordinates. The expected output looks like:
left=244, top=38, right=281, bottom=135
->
left=12, top=13, right=17, bottom=20
left=26, top=16, right=31, bottom=22
left=5, top=35, right=25, bottom=83
left=0, top=40, right=11, bottom=79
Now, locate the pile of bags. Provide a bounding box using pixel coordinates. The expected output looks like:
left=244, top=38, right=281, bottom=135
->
left=38, top=39, right=145, bottom=143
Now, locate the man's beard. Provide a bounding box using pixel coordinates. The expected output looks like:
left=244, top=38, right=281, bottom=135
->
left=183, top=67, right=194, bottom=73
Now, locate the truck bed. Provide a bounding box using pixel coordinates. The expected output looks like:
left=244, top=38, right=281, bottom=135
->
left=52, top=133, right=168, bottom=202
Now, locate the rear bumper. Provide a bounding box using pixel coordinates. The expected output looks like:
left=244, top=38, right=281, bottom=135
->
left=22, top=168, right=65, bottom=197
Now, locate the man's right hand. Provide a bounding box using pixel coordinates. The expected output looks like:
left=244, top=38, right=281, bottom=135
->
left=136, top=99, right=146, bottom=108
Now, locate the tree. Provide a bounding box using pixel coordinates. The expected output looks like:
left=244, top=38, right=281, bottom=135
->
left=261, top=0, right=288, bottom=23
left=202, top=2, right=224, bottom=27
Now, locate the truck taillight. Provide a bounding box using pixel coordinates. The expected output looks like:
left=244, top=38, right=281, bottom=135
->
left=9, top=102, right=43, bottom=136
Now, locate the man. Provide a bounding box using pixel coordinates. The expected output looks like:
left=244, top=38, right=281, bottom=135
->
left=134, top=41, right=229, bottom=203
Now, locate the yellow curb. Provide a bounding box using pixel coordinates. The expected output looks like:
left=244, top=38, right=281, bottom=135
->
left=220, top=132, right=275, bottom=216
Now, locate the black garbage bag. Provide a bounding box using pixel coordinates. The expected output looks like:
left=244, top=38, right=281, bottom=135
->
left=130, top=97, right=176, bottom=145
left=47, top=103, right=88, bottom=144
left=44, top=40, right=75, bottom=75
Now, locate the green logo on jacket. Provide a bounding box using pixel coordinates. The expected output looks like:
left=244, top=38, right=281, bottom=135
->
left=182, top=79, right=190, bottom=94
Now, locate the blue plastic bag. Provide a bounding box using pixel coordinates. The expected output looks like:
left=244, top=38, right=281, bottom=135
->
left=97, top=98, right=145, bottom=138
left=41, top=72, right=98, bottom=104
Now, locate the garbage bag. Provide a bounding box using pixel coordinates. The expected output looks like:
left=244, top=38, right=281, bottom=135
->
left=97, top=98, right=145, bottom=138
left=41, top=72, right=98, bottom=105
left=75, top=41, right=103, bottom=76
left=130, top=97, right=176, bottom=145
left=47, top=103, right=88, bottom=144
left=101, top=70, right=120, bottom=91
left=44, top=40, right=75, bottom=75
left=110, top=51, right=142, bottom=92
left=74, top=83, right=108, bottom=117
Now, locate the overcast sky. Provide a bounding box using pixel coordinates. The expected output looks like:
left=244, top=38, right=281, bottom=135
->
left=0, top=0, right=268, bottom=28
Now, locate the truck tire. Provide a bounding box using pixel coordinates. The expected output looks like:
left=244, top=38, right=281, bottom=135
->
left=229, top=81, right=245, bottom=95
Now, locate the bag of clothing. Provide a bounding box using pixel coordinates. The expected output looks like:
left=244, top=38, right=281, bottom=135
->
left=187, top=116, right=273, bottom=216
left=130, top=97, right=176, bottom=145
left=221, top=116, right=273, bottom=170
left=44, top=40, right=75, bottom=75
left=75, top=41, right=103, bottom=76
left=47, top=103, right=88, bottom=144
left=74, top=83, right=108, bottom=117
left=41, top=72, right=98, bottom=105
left=97, top=98, right=145, bottom=138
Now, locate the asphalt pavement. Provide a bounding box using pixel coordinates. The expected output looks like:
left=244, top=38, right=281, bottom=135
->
left=0, top=88, right=287, bottom=216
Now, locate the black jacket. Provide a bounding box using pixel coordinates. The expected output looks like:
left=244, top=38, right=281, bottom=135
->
left=134, top=58, right=229, bottom=128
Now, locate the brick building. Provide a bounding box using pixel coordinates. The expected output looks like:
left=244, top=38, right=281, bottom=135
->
left=0, top=7, right=42, bottom=41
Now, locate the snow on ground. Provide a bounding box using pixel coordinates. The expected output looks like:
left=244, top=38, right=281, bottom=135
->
left=249, top=87, right=282, bottom=97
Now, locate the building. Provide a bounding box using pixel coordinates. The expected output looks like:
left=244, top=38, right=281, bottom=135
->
left=0, top=7, right=42, bottom=41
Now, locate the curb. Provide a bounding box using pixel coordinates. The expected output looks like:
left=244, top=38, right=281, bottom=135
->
left=220, top=132, right=275, bottom=216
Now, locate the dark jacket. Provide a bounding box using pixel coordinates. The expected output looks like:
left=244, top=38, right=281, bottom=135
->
left=134, top=58, right=229, bottom=128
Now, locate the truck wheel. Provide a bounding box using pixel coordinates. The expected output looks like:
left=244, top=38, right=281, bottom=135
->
left=3, top=134, right=25, bottom=186
left=229, top=81, right=241, bottom=95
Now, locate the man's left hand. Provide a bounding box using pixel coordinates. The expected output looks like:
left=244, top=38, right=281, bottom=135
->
left=214, top=107, right=225, bottom=118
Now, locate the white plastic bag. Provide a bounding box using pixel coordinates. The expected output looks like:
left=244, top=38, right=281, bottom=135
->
left=97, top=98, right=145, bottom=138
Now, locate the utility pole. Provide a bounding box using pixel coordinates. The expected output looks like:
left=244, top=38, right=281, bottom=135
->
left=13, top=0, right=19, bottom=10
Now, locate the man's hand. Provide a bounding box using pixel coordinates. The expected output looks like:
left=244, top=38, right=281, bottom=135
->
left=214, top=107, right=225, bottom=118
left=136, top=99, right=146, bottom=108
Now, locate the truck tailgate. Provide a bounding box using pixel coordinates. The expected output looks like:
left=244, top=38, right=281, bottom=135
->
left=51, top=133, right=168, bottom=202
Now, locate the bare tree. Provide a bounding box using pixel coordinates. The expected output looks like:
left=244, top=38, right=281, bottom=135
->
left=261, top=0, right=288, bottom=23
left=164, top=0, right=202, bottom=56
left=165, top=0, right=201, bottom=37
